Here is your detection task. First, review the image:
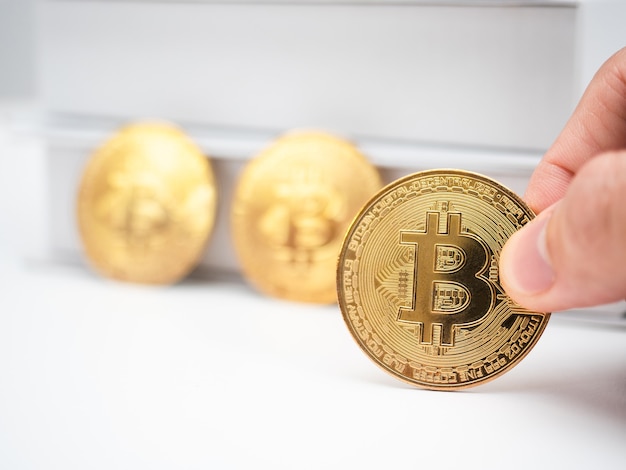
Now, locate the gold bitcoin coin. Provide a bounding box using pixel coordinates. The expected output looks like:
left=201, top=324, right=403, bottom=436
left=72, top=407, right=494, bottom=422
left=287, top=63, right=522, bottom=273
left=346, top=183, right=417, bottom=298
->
left=77, top=122, right=217, bottom=284
left=232, top=131, right=382, bottom=303
left=337, top=169, right=550, bottom=389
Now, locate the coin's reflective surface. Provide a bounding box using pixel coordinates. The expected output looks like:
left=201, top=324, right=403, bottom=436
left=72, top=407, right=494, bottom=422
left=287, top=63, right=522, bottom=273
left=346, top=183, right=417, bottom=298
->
left=232, top=131, right=382, bottom=303
left=77, top=122, right=217, bottom=284
left=337, top=169, right=550, bottom=389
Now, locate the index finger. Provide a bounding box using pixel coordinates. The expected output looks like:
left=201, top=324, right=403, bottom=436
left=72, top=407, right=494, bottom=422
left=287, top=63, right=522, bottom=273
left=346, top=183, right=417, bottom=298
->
left=525, top=47, right=626, bottom=213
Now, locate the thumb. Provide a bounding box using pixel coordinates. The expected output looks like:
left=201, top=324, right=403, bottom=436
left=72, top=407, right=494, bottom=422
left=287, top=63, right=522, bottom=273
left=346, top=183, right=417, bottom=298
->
left=500, top=150, right=626, bottom=312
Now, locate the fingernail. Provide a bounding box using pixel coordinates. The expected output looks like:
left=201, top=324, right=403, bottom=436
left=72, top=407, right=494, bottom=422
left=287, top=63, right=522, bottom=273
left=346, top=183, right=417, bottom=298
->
left=500, top=208, right=555, bottom=296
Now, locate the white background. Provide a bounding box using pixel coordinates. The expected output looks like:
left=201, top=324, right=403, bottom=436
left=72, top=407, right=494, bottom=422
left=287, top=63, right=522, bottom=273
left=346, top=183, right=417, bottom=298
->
left=2, top=1, right=626, bottom=468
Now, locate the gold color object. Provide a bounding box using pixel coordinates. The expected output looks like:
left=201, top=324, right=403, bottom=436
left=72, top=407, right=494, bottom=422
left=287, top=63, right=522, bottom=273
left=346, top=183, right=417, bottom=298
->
left=232, top=131, right=382, bottom=303
left=77, top=122, right=217, bottom=284
left=337, top=169, right=550, bottom=389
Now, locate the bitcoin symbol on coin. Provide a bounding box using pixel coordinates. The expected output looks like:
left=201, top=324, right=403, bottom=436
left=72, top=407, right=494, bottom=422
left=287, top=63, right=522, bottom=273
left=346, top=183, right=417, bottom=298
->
left=399, top=211, right=494, bottom=346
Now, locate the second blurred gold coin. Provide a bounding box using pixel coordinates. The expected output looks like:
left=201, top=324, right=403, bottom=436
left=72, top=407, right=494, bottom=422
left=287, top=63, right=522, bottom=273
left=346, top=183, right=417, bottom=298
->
left=77, top=122, right=217, bottom=284
left=231, top=131, right=382, bottom=303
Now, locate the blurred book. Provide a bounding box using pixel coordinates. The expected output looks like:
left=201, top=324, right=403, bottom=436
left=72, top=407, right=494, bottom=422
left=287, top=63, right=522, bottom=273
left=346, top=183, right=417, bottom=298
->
left=39, top=0, right=623, bottom=151
left=23, top=0, right=626, bottom=324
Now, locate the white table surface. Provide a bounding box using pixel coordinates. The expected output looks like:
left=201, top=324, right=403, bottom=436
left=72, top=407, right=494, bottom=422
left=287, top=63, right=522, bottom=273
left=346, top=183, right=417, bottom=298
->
left=1, top=103, right=626, bottom=469
left=1, top=253, right=626, bottom=470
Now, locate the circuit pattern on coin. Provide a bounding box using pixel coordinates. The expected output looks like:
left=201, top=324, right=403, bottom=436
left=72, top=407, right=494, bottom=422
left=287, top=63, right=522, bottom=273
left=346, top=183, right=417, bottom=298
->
left=232, top=131, right=382, bottom=303
left=77, top=122, right=217, bottom=284
left=337, top=170, right=550, bottom=389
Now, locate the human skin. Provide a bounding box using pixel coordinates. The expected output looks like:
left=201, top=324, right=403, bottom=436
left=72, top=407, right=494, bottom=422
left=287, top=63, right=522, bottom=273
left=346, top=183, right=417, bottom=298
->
left=499, top=47, right=626, bottom=313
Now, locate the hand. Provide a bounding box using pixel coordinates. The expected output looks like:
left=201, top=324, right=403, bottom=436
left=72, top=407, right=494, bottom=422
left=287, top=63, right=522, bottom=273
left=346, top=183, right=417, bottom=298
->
left=499, top=47, right=626, bottom=312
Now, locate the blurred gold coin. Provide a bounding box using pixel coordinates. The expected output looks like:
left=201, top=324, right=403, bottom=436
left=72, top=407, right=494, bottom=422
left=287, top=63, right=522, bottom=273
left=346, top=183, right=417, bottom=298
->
left=232, top=131, right=382, bottom=303
left=337, top=169, right=550, bottom=389
left=77, top=122, right=217, bottom=284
